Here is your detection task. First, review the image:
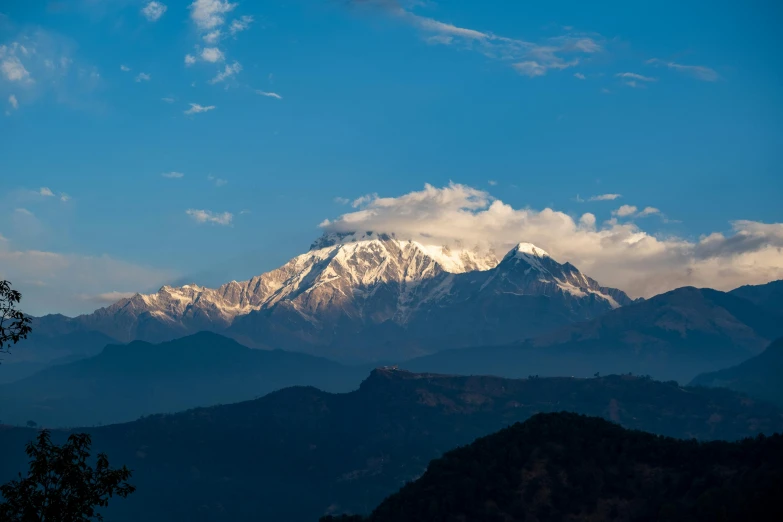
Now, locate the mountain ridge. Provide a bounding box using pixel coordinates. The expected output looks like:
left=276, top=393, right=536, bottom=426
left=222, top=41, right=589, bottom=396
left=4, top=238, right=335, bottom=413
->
left=29, top=234, right=632, bottom=361
left=1, top=369, right=781, bottom=522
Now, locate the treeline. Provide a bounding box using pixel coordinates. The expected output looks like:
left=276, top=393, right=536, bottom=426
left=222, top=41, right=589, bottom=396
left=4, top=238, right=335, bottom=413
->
left=322, top=412, right=783, bottom=522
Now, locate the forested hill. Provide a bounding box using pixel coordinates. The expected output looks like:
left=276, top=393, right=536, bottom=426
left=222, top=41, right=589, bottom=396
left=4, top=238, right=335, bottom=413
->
left=324, top=412, right=783, bottom=522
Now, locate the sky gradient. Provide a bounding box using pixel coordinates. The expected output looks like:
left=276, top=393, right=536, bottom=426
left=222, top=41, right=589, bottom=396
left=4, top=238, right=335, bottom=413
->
left=1, top=0, right=782, bottom=315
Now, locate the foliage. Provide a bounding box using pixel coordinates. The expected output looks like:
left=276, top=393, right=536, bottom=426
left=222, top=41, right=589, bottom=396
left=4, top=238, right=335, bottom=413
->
left=1, top=370, right=782, bottom=522
left=0, top=280, right=33, bottom=357
left=323, top=412, right=783, bottom=522
left=0, top=430, right=136, bottom=521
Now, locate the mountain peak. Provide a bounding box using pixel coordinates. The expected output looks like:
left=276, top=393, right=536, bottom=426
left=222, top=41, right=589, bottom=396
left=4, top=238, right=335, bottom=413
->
left=507, top=242, right=550, bottom=259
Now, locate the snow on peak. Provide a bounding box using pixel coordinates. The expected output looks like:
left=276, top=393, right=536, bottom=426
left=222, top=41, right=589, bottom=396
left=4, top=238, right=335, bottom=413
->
left=508, top=242, right=549, bottom=258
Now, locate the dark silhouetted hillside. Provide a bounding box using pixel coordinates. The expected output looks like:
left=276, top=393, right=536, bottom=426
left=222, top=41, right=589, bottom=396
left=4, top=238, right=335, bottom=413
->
left=325, top=412, right=782, bottom=522
left=691, top=337, right=783, bottom=407
left=729, top=279, right=783, bottom=315
left=407, top=286, right=783, bottom=382
left=1, top=369, right=781, bottom=522
left=0, top=332, right=368, bottom=426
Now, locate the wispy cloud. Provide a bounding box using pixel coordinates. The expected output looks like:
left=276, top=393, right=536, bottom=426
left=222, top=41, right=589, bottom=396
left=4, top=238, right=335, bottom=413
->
left=186, top=208, right=233, bottom=225
left=161, top=97, right=175, bottom=103
left=184, top=54, right=197, bottom=66
left=0, top=31, right=103, bottom=113
left=184, top=103, right=216, bottom=115
left=346, top=1, right=602, bottom=77
left=209, top=61, right=241, bottom=83
left=573, top=72, right=586, bottom=80
left=203, top=30, right=222, bottom=44
left=488, top=180, right=498, bottom=186
left=588, top=193, right=621, bottom=201
left=120, top=64, right=131, bottom=72
left=135, top=72, right=151, bottom=82
left=615, top=72, right=656, bottom=88
left=141, top=1, right=167, bottom=22
left=8, top=94, right=18, bottom=110
left=229, top=15, right=253, bottom=35
left=161, top=172, right=184, bottom=178
left=39, top=187, right=55, bottom=197
left=647, top=58, right=719, bottom=82
left=207, top=174, right=228, bottom=187
left=255, top=90, right=282, bottom=99
left=201, top=47, right=225, bottom=63
left=81, top=291, right=138, bottom=304
left=0, top=49, right=33, bottom=84
left=189, top=0, right=237, bottom=31
left=334, top=197, right=350, bottom=205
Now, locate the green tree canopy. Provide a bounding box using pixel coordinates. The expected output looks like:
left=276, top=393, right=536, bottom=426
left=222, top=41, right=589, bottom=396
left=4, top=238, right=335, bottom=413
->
left=0, top=280, right=32, bottom=357
left=0, top=430, right=136, bottom=521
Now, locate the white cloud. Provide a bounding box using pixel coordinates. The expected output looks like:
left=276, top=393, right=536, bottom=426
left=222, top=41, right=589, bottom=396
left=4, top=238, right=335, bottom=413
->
left=318, top=183, right=783, bottom=298
left=0, top=240, right=174, bottom=316
left=81, top=291, right=138, bottom=305
left=574, top=72, right=585, bottom=80
left=39, top=187, right=54, bottom=197
left=135, top=72, right=151, bottom=82
left=0, top=33, right=99, bottom=110
left=616, top=72, right=656, bottom=83
left=513, top=61, right=547, bottom=77
left=348, top=1, right=601, bottom=77
left=201, top=47, right=225, bottom=62
left=189, top=0, right=237, bottom=31
left=161, top=97, right=175, bottom=103
left=229, top=15, right=253, bottom=35
left=255, top=90, right=282, bottom=99
left=141, top=2, right=167, bottom=22
left=334, top=197, right=351, bottom=205
left=647, top=58, right=719, bottom=82
left=487, top=180, right=498, bottom=186
left=161, top=172, right=184, bottom=178
left=637, top=206, right=661, bottom=217
left=209, top=61, right=241, bottom=83
left=184, top=103, right=215, bottom=114
left=612, top=204, right=638, bottom=217
left=14, top=208, right=33, bottom=216
left=186, top=208, right=233, bottom=225
left=203, top=30, right=222, bottom=43
left=120, top=64, right=131, bottom=72
left=184, top=54, right=197, bottom=66
left=207, top=174, right=228, bottom=187
left=59, top=193, right=70, bottom=202
left=351, top=194, right=377, bottom=208
left=1, top=54, right=32, bottom=83
left=588, top=193, right=621, bottom=201
left=8, top=94, right=18, bottom=109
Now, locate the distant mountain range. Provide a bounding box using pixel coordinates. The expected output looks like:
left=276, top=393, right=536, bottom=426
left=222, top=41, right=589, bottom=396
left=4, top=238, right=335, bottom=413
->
left=326, top=412, right=783, bottom=522
left=729, top=279, right=783, bottom=315
left=405, top=285, right=783, bottom=382
left=1, top=369, right=781, bottom=522
left=0, top=332, right=368, bottom=427
left=691, top=337, right=783, bottom=407
left=27, top=233, right=631, bottom=362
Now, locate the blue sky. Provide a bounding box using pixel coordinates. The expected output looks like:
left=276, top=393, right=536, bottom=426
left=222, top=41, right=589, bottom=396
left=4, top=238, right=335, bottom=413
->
left=1, top=0, right=782, bottom=315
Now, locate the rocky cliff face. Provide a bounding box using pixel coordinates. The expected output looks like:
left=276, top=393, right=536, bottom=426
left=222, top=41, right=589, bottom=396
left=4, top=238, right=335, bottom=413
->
left=33, top=233, right=632, bottom=361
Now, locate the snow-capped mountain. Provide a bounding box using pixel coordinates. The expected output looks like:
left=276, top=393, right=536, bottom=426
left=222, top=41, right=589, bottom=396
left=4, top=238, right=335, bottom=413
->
left=33, top=233, right=632, bottom=361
